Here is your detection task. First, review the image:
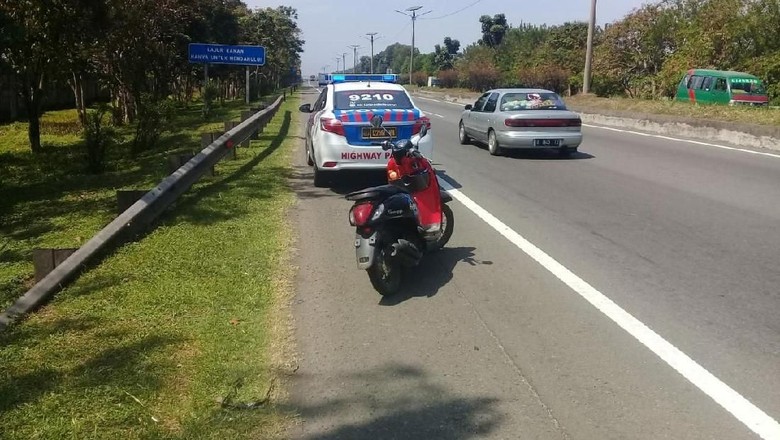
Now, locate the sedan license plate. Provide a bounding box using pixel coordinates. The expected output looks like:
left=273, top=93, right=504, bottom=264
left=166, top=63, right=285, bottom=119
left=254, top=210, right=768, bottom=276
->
left=534, top=139, right=561, bottom=147
left=362, top=127, right=397, bottom=139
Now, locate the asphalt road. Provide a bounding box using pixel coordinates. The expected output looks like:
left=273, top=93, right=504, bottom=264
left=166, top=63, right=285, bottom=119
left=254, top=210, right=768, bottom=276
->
left=288, top=86, right=780, bottom=440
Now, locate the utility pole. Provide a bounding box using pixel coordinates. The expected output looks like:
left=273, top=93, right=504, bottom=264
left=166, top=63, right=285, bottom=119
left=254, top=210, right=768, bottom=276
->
left=342, top=53, right=347, bottom=74
left=335, top=57, right=341, bottom=73
left=365, top=32, right=378, bottom=73
left=396, top=6, right=431, bottom=86
left=348, top=45, right=360, bottom=73
left=583, top=0, right=597, bottom=94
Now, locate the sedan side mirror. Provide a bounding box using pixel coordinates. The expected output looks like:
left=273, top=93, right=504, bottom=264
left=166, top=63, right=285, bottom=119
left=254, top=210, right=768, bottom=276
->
left=464, top=104, right=473, bottom=110
left=298, top=104, right=312, bottom=113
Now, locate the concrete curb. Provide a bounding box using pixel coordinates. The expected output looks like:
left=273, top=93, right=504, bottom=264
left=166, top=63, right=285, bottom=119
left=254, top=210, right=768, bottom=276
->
left=412, top=91, right=780, bottom=152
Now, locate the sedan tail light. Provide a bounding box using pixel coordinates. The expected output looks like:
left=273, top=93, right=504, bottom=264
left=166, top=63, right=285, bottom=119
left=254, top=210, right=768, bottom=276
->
left=321, top=117, right=345, bottom=136
left=505, top=118, right=581, bottom=127
left=412, top=116, right=431, bottom=135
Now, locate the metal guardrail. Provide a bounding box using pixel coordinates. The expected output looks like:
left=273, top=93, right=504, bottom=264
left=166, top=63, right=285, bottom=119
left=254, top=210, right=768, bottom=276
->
left=0, top=95, right=285, bottom=330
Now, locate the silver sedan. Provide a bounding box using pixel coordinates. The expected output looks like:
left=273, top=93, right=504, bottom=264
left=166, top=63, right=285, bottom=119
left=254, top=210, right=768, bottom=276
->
left=458, top=88, right=583, bottom=156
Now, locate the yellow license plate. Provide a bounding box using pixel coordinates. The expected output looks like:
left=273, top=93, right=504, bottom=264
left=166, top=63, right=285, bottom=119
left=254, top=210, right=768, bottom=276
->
left=362, top=127, right=397, bottom=139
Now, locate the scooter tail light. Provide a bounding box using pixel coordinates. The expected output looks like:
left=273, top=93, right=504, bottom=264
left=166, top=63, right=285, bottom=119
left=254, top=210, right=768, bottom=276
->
left=321, top=117, right=345, bottom=136
left=412, top=116, right=431, bottom=135
left=350, top=203, right=374, bottom=226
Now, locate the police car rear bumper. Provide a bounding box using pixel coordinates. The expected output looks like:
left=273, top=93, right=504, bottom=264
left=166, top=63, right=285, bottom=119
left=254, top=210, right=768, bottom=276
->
left=316, top=134, right=434, bottom=171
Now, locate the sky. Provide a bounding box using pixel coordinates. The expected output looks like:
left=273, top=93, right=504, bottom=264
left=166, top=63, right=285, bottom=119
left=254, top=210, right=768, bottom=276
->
left=245, top=0, right=649, bottom=76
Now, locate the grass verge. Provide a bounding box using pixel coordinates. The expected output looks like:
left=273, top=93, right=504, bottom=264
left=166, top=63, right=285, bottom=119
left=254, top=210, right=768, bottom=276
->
left=0, top=96, right=299, bottom=439
left=0, top=99, right=268, bottom=310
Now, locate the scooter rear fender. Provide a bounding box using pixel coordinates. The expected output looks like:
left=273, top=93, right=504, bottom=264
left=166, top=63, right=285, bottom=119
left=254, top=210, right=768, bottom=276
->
left=355, top=230, right=378, bottom=270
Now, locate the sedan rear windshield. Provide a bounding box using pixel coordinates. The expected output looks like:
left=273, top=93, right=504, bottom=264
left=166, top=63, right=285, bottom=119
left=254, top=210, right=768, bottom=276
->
left=500, top=92, right=567, bottom=111
left=334, top=90, right=414, bottom=110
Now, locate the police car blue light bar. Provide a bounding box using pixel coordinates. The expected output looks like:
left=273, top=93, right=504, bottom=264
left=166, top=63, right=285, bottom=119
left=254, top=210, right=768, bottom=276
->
left=330, top=74, right=397, bottom=83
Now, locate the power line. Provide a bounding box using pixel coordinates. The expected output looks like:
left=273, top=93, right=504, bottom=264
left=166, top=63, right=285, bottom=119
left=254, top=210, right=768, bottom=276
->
left=419, top=0, right=487, bottom=20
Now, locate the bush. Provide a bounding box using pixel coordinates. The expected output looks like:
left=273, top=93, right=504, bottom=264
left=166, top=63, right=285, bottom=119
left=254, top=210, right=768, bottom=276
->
left=83, top=106, right=117, bottom=174
left=412, top=71, right=428, bottom=86
left=516, top=65, right=570, bottom=94
left=132, top=94, right=174, bottom=155
left=460, top=64, right=501, bottom=91
left=202, top=80, right=220, bottom=118
left=437, top=69, right=460, bottom=88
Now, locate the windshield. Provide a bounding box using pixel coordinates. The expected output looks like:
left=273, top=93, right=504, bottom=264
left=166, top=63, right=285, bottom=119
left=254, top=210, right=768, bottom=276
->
left=500, top=92, right=567, bottom=111
left=729, top=78, right=767, bottom=95
left=334, top=90, right=414, bottom=110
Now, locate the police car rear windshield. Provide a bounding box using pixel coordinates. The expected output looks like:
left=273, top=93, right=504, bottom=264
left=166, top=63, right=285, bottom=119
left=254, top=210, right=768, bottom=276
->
left=334, top=90, right=414, bottom=110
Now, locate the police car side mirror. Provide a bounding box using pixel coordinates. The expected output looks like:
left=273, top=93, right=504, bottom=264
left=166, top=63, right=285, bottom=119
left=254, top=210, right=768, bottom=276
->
left=298, top=104, right=312, bottom=113
left=370, top=114, right=384, bottom=128
left=465, top=104, right=473, bottom=110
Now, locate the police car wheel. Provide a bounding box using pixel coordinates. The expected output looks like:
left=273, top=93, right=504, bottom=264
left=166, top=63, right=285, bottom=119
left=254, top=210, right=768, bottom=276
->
left=306, top=145, right=314, bottom=166
left=313, top=165, right=328, bottom=188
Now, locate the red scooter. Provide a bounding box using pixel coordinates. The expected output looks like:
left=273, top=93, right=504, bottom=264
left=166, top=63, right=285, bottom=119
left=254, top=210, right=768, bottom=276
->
left=345, top=115, right=455, bottom=296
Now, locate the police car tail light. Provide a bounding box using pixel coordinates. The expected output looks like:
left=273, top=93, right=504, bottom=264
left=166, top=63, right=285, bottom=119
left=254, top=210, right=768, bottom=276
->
left=321, top=117, right=345, bottom=136
left=350, top=203, right=373, bottom=226
left=412, top=116, right=431, bottom=135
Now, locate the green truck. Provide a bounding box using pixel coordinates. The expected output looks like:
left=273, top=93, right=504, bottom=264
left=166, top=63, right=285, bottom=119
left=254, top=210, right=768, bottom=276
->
left=675, top=69, right=769, bottom=106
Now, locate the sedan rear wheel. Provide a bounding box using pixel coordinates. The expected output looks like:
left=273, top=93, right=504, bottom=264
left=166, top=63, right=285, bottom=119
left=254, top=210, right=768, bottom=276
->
left=458, top=121, right=471, bottom=145
left=488, top=130, right=503, bottom=156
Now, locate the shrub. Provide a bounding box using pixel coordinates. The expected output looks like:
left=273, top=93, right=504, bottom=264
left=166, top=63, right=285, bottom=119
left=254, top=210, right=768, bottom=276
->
left=412, top=71, right=428, bottom=86
left=83, top=105, right=117, bottom=174
left=460, top=64, right=501, bottom=91
left=516, top=65, right=570, bottom=94
left=202, top=80, right=220, bottom=118
left=132, top=94, right=174, bottom=155
left=437, top=69, right=460, bottom=88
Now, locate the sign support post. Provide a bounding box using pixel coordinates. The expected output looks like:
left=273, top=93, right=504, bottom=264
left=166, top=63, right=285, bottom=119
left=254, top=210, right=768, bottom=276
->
left=203, top=63, right=209, bottom=116
left=246, top=66, right=250, bottom=104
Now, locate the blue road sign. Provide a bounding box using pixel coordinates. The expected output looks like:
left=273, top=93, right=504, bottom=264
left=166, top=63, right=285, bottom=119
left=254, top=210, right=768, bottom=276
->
left=188, top=43, right=265, bottom=66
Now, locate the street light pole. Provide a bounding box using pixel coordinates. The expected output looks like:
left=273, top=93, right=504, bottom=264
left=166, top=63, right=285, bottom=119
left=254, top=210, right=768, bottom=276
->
left=366, top=32, right=378, bottom=73
left=348, top=45, right=360, bottom=73
left=335, top=57, right=341, bottom=73
left=396, top=6, right=431, bottom=86
left=342, top=52, right=347, bottom=74
left=583, top=0, right=597, bottom=94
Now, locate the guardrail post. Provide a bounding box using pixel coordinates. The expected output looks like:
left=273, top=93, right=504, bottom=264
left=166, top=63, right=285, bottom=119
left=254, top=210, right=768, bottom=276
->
left=168, top=153, right=215, bottom=176
left=32, top=248, right=79, bottom=282
left=224, top=121, right=250, bottom=148
left=241, top=111, right=259, bottom=139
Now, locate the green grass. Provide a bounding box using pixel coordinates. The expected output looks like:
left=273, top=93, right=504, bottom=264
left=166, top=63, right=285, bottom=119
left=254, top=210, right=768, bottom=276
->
left=0, top=100, right=270, bottom=310
left=0, top=96, right=298, bottom=438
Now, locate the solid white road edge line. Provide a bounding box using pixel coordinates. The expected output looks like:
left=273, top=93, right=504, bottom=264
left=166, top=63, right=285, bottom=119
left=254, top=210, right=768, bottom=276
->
left=438, top=178, right=780, bottom=440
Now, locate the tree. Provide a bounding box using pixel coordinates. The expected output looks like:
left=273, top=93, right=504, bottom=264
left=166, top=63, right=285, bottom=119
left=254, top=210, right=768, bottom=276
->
left=479, top=14, right=508, bottom=47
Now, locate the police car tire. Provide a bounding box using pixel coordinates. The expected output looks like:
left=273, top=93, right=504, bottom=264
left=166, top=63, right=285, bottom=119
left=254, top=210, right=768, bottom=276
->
left=313, top=165, right=328, bottom=188
left=458, top=121, right=470, bottom=145
left=306, top=145, right=314, bottom=166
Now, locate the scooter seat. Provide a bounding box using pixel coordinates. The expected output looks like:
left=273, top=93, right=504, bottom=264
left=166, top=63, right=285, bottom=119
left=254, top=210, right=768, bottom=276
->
left=345, top=184, right=409, bottom=202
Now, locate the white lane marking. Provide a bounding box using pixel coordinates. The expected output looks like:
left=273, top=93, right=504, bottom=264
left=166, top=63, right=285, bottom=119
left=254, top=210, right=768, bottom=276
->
left=438, top=178, right=780, bottom=440
left=588, top=124, right=780, bottom=159
left=431, top=113, right=445, bottom=118
left=416, top=96, right=464, bottom=107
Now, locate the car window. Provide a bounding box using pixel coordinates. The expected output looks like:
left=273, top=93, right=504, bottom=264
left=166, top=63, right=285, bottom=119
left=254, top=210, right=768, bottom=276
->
left=499, top=92, right=567, bottom=111
left=714, top=78, right=727, bottom=91
left=314, top=89, right=327, bottom=111
left=729, top=78, right=766, bottom=95
left=690, top=75, right=704, bottom=90
left=680, top=74, right=691, bottom=88
left=333, top=90, right=413, bottom=110
left=702, top=76, right=713, bottom=90
left=472, top=93, right=490, bottom=112
left=483, top=93, right=499, bottom=112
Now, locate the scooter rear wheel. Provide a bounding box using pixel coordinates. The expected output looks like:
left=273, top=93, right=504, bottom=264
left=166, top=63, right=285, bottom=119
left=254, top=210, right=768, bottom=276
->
left=430, top=204, right=455, bottom=251
left=367, top=243, right=402, bottom=296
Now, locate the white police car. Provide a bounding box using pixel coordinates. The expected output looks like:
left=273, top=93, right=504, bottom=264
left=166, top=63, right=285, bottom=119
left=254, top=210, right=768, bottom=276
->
left=299, top=74, right=433, bottom=187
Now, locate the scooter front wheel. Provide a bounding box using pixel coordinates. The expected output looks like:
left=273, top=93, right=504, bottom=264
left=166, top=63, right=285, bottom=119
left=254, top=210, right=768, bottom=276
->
left=430, top=204, right=455, bottom=252
left=367, top=243, right=402, bottom=296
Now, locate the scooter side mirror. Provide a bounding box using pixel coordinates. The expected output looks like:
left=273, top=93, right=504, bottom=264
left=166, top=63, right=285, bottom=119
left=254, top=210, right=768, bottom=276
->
left=370, top=114, right=384, bottom=128
left=418, top=124, right=428, bottom=138
left=381, top=140, right=392, bottom=151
